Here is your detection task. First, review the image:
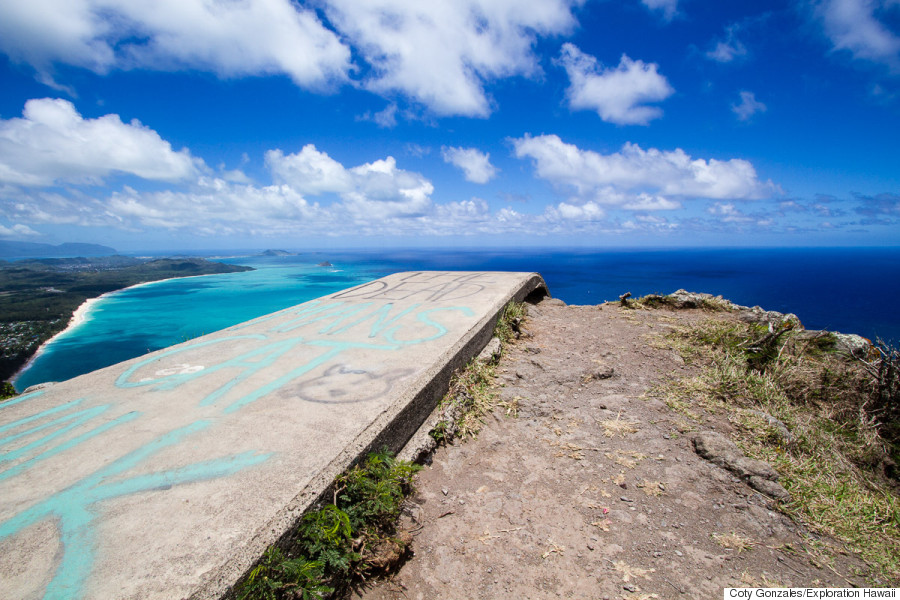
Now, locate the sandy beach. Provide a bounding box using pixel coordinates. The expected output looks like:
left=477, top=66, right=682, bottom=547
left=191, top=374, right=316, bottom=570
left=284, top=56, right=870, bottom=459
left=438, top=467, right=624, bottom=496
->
left=11, top=276, right=200, bottom=388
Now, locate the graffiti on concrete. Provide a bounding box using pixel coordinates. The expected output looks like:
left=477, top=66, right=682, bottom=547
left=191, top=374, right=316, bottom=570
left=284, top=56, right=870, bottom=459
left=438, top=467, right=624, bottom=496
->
left=0, top=273, right=480, bottom=599
left=0, top=419, right=270, bottom=600
left=115, top=299, right=474, bottom=413
left=332, top=271, right=498, bottom=302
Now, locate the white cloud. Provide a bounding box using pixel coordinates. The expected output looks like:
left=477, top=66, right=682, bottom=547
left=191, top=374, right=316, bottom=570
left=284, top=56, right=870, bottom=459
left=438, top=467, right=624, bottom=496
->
left=373, top=104, right=399, bottom=128
left=107, top=179, right=329, bottom=233
left=266, top=144, right=434, bottom=219
left=1, top=0, right=586, bottom=117
left=323, top=0, right=582, bottom=116
left=344, top=157, right=435, bottom=219
left=0, top=223, right=40, bottom=238
left=732, top=91, right=767, bottom=121
left=0, top=98, right=201, bottom=186
left=812, top=0, right=900, bottom=68
left=553, top=201, right=606, bottom=220
left=265, top=145, right=354, bottom=195
left=706, top=25, right=748, bottom=63
left=2, top=179, right=536, bottom=239
left=358, top=104, right=400, bottom=128
left=707, top=202, right=754, bottom=223
left=512, top=134, right=777, bottom=204
left=705, top=202, right=776, bottom=228
left=0, top=0, right=351, bottom=89
left=621, top=194, right=681, bottom=211
left=641, top=0, right=678, bottom=20
left=441, top=146, right=498, bottom=183
left=558, top=44, right=674, bottom=125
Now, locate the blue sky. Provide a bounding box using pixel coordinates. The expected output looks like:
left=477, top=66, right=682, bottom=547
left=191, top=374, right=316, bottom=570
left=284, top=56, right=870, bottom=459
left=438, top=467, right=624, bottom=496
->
left=1, top=0, right=899, bottom=251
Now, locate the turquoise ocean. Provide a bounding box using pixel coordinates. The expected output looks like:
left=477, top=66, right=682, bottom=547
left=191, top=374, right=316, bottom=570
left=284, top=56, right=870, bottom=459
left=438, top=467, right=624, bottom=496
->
left=12, top=247, right=900, bottom=391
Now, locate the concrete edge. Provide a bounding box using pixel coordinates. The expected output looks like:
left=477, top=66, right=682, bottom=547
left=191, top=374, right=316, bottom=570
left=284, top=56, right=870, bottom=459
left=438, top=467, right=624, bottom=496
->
left=195, top=273, right=548, bottom=600
left=395, top=276, right=548, bottom=464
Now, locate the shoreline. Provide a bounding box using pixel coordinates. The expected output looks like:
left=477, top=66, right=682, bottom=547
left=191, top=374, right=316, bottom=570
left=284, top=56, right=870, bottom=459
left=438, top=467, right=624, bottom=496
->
left=10, top=276, right=203, bottom=389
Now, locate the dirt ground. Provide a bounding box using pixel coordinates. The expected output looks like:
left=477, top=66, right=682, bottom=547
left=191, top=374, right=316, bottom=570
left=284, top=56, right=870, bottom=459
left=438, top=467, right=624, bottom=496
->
left=352, top=297, right=869, bottom=600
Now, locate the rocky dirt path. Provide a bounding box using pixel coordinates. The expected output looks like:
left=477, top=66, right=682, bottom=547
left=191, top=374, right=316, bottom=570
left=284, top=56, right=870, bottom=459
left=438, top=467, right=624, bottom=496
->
left=353, top=298, right=867, bottom=599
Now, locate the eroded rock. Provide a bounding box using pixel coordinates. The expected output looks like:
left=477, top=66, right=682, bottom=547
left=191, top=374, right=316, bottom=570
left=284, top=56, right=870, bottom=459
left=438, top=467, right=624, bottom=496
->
left=692, top=431, right=790, bottom=501
left=477, top=337, right=502, bottom=364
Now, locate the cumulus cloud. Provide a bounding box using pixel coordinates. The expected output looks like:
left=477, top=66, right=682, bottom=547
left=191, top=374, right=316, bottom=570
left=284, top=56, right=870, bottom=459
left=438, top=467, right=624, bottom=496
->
left=640, top=0, right=678, bottom=20
left=0, top=98, right=201, bottom=186
left=0, top=0, right=351, bottom=89
left=621, top=194, right=681, bottom=211
left=1, top=1, right=586, bottom=117
left=557, top=44, right=674, bottom=125
left=266, top=144, right=434, bottom=219
left=105, top=179, right=329, bottom=233
left=551, top=201, right=606, bottom=221
left=512, top=134, right=777, bottom=204
left=441, top=146, right=498, bottom=183
left=1, top=179, right=538, bottom=239
left=812, top=0, right=900, bottom=69
left=732, top=91, right=767, bottom=121
left=265, top=145, right=353, bottom=195
left=323, top=0, right=582, bottom=116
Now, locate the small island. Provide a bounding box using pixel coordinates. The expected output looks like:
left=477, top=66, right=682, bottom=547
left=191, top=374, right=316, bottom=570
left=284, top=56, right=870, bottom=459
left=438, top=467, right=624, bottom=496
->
left=0, top=256, right=253, bottom=388
left=317, top=261, right=333, bottom=267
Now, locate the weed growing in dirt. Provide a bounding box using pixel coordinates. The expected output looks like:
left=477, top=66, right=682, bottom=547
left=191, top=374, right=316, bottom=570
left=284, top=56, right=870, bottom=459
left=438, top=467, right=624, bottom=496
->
left=236, top=450, right=421, bottom=600
left=493, top=301, right=527, bottom=347
left=651, top=317, right=900, bottom=585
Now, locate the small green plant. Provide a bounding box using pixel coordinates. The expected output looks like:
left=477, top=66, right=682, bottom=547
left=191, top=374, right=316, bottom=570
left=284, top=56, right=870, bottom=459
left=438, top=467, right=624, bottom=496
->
left=295, top=505, right=355, bottom=574
left=0, top=381, right=17, bottom=401
left=235, top=451, right=421, bottom=600
left=238, top=548, right=329, bottom=600
left=428, top=420, right=448, bottom=444
left=335, top=450, right=420, bottom=533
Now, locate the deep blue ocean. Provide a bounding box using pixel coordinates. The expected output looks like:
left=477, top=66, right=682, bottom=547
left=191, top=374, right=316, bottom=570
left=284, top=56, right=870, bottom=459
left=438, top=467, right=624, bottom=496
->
left=12, top=247, right=900, bottom=391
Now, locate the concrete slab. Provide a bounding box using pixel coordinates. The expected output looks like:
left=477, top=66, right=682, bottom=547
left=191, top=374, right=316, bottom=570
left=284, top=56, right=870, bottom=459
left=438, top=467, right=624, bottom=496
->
left=0, top=271, right=546, bottom=600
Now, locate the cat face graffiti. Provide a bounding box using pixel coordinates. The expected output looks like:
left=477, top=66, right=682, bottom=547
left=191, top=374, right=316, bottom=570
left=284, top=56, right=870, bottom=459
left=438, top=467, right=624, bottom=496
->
left=281, top=364, right=416, bottom=404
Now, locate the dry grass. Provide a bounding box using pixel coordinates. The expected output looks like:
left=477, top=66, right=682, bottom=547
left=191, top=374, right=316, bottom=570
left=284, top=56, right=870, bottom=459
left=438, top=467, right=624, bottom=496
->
left=739, top=570, right=782, bottom=588
left=637, top=479, right=665, bottom=496
left=712, top=531, right=756, bottom=553
left=613, top=560, right=655, bottom=582
left=600, top=411, right=639, bottom=437
left=430, top=301, right=528, bottom=442
left=650, top=316, right=900, bottom=585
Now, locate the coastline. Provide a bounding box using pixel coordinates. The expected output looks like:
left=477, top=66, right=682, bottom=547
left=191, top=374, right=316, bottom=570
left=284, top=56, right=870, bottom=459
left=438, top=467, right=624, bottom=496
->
left=10, top=276, right=201, bottom=388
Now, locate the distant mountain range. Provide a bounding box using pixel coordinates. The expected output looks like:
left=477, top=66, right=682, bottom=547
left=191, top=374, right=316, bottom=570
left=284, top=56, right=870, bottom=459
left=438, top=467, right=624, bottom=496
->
left=0, top=241, right=117, bottom=259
